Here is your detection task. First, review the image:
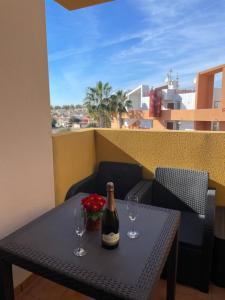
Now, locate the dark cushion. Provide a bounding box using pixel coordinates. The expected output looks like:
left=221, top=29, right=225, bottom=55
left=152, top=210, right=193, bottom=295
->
left=96, top=161, right=142, bottom=199
left=179, top=212, right=205, bottom=248
left=152, top=167, right=208, bottom=215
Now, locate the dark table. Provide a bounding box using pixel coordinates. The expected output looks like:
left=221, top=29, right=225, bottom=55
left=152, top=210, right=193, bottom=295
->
left=0, top=193, right=180, bottom=300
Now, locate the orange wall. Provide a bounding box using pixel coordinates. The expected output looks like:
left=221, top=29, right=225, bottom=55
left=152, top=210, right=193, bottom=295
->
left=222, top=68, right=225, bottom=108
left=195, top=121, right=211, bottom=131
left=123, top=109, right=225, bottom=124
left=153, top=119, right=166, bottom=129
left=196, top=73, right=214, bottom=109
left=195, top=64, right=225, bottom=109
left=220, top=122, right=225, bottom=130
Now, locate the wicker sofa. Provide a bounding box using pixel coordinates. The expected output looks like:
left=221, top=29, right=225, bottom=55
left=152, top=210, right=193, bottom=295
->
left=65, top=161, right=152, bottom=202
left=146, top=167, right=215, bottom=293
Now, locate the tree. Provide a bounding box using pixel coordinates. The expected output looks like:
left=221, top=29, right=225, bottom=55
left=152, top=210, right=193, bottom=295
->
left=84, top=81, right=112, bottom=128
left=110, top=90, right=132, bottom=128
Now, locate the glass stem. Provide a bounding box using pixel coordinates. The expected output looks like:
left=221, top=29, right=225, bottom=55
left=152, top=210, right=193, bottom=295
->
left=79, top=235, right=82, bottom=250
left=132, top=220, right=135, bottom=233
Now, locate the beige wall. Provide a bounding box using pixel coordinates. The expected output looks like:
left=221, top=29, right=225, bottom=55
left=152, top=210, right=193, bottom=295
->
left=0, top=0, right=55, bottom=286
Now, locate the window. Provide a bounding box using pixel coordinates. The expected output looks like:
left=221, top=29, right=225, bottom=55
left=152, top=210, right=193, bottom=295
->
left=167, top=103, right=174, bottom=109
left=176, top=102, right=181, bottom=110
left=211, top=121, right=219, bottom=131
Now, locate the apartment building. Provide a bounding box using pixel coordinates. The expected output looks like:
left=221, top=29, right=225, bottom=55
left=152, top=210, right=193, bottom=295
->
left=126, top=67, right=224, bottom=131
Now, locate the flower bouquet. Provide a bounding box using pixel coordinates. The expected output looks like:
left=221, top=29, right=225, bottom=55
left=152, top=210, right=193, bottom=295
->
left=81, top=194, right=106, bottom=231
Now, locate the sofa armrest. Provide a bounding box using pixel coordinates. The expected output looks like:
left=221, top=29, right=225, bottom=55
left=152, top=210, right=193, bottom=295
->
left=65, top=173, right=97, bottom=201
left=124, top=180, right=153, bottom=204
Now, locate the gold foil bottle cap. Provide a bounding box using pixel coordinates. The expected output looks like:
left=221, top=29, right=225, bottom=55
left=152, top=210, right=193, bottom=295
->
left=106, top=182, right=114, bottom=192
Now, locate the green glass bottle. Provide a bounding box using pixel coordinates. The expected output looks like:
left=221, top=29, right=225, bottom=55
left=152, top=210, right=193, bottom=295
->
left=101, top=182, right=120, bottom=249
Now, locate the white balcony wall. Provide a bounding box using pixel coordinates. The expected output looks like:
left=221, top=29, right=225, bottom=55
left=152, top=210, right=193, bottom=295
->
left=141, top=96, right=150, bottom=109
left=0, top=0, right=55, bottom=286
left=179, top=92, right=196, bottom=109
left=179, top=121, right=195, bottom=130
left=128, top=89, right=142, bottom=109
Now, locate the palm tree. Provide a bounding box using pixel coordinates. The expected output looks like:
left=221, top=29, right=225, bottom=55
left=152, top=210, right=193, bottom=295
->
left=84, top=81, right=112, bottom=128
left=110, top=90, right=132, bottom=128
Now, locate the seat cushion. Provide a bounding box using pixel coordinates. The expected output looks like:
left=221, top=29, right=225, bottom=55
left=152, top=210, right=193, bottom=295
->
left=179, top=212, right=205, bottom=248
left=96, top=161, right=142, bottom=199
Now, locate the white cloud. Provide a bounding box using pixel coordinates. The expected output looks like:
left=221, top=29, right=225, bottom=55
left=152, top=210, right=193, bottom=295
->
left=48, top=0, right=225, bottom=104
left=108, top=0, right=225, bottom=90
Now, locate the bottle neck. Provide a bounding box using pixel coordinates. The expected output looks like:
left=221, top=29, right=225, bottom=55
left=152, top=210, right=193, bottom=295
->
left=107, top=190, right=116, bottom=212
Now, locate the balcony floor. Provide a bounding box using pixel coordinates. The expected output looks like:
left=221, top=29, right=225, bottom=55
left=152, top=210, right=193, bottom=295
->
left=15, top=275, right=225, bottom=300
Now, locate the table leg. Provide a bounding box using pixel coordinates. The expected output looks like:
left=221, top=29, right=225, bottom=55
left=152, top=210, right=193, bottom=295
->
left=167, top=232, right=178, bottom=300
left=0, top=260, right=14, bottom=300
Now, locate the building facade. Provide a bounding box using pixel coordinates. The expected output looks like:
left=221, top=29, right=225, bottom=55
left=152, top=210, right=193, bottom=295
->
left=125, top=66, right=225, bottom=131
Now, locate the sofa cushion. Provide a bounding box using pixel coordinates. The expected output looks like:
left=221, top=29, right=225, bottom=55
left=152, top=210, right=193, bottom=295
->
left=96, top=161, right=142, bottom=199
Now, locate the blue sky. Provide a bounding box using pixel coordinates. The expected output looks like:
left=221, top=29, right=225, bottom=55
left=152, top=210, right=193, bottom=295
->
left=46, top=0, right=225, bottom=105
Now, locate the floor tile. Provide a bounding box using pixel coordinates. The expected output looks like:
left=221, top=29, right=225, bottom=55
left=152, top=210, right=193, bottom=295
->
left=22, top=277, right=66, bottom=300
left=152, top=279, right=167, bottom=300
left=15, top=276, right=225, bottom=300
left=177, top=284, right=211, bottom=299
left=211, top=285, right=225, bottom=300
left=58, top=289, right=93, bottom=300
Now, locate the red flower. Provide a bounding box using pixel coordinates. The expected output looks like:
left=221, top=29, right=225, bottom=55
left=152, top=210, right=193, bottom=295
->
left=81, top=194, right=106, bottom=213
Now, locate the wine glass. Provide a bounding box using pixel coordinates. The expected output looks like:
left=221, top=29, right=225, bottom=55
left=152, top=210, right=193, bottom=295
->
left=74, top=207, right=87, bottom=257
left=126, top=195, right=139, bottom=239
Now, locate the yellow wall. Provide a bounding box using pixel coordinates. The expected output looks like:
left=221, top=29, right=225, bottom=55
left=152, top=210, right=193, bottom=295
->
left=52, top=130, right=96, bottom=205
left=95, top=129, right=225, bottom=206
left=53, top=129, right=225, bottom=206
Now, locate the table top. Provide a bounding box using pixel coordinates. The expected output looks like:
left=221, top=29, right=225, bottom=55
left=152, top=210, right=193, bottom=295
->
left=0, top=193, right=180, bottom=300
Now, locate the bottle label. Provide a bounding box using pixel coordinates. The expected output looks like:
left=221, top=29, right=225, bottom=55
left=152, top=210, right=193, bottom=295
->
left=102, top=232, right=120, bottom=246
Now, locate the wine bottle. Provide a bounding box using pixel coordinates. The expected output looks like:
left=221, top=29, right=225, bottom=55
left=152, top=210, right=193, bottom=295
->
left=101, top=182, right=120, bottom=249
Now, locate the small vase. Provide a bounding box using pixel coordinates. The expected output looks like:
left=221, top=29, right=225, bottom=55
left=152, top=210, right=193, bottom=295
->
left=86, top=218, right=101, bottom=231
